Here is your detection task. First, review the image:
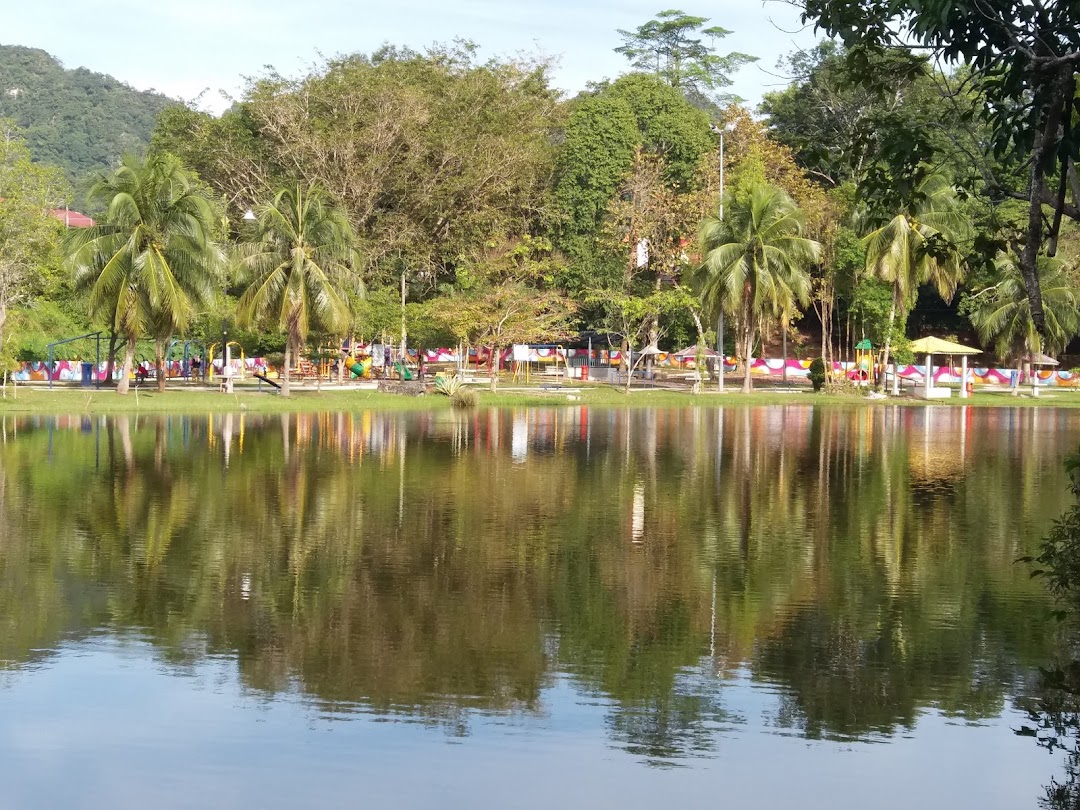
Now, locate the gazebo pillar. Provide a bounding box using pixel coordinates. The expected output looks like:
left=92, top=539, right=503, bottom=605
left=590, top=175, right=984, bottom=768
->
left=960, top=355, right=969, bottom=399
left=924, top=353, right=933, bottom=398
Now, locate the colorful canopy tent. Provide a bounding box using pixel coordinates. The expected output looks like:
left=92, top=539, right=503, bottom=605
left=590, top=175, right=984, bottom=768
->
left=907, top=336, right=981, bottom=399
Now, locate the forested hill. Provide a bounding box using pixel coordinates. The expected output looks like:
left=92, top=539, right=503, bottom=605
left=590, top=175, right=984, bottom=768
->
left=0, top=45, right=174, bottom=181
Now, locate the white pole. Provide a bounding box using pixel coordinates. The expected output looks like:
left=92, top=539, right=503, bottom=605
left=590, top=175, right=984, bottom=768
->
left=717, top=129, right=726, bottom=393
left=925, top=353, right=933, bottom=398
left=718, top=130, right=725, bottom=221
left=960, top=355, right=968, bottom=399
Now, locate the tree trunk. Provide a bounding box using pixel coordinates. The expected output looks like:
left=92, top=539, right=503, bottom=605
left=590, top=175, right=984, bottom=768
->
left=782, top=320, right=788, bottom=385
left=489, top=343, right=498, bottom=392
left=281, top=342, right=292, bottom=397
left=741, top=292, right=754, bottom=393
left=155, top=339, right=167, bottom=393
left=878, top=289, right=898, bottom=394
left=690, top=310, right=707, bottom=386
left=105, top=331, right=118, bottom=385
left=117, top=334, right=136, bottom=395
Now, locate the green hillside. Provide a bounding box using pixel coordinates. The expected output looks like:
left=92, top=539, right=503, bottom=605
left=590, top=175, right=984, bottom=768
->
left=0, top=45, right=175, bottom=181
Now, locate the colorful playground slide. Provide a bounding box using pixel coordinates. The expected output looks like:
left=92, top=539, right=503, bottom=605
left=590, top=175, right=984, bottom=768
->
left=346, top=356, right=372, bottom=379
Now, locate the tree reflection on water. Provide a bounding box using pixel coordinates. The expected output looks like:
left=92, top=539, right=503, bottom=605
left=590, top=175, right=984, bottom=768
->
left=0, top=406, right=1066, bottom=766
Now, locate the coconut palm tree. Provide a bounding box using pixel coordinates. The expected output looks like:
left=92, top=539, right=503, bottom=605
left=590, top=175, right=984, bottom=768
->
left=235, top=185, right=356, bottom=397
left=862, top=173, right=969, bottom=393
left=66, top=155, right=223, bottom=394
left=968, top=251, right=1080, bottom=365
left=696, top=184, right=820, bottom=392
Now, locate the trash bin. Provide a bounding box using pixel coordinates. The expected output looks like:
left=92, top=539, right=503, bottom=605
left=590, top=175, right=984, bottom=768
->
left=581, top=364, right=589, bottom=381
left=80, top=362, right=94, bottom=388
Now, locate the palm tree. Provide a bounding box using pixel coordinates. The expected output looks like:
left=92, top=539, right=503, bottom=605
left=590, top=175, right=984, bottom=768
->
left=862, top=173, right=969, bottom=393
left=696, top=184, right=820, bottom=392
left=968, top=251, right=1080, bottom=368
left=66, top=155, right=222, bottom=394
left=235, top=185, right=355, bottom=397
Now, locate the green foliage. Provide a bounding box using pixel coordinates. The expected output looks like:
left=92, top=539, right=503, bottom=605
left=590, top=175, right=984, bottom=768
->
left=552, top=74, right=713, bottom=291
left=615, top=9, right=757, bottom=105
left=65, top=154, right=223, bottom=393
left=235, top=184, right=356, bottom=395
left=963, top=253, right=1080, bottom=361
left=695, top=184, right=820, bottom=391
left=434, top=375, right=462, bottom=397
left=799, top=0, right=1080, bottom=337
left=169, top=44, right=560, bottom=288
left=0, top=120, right=70, bottom=355
left=808, top=356, right=826, bottom=391
left=151, top=105, right=270, bottom=222
left=760, top=42, right=930, bottom=191
left=0, top=46, right=173, bottom=182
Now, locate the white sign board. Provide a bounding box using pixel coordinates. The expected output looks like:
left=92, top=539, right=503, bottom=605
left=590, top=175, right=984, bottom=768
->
left=512, top=344, right=531, bottom=362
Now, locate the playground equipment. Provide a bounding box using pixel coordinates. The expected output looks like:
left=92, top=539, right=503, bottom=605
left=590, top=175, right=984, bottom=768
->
left=47, top=332, right=103, bottom=389
left=208, top=342, right=245, bottom=380
left=343, top=355, right=372, bottom=379
left=851, top=339, right=874, bottom=384
left=167, top=339, right=206, bottom=381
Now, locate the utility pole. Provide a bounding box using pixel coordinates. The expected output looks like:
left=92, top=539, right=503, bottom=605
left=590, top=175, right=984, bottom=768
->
left=710, top=122, right=733, bottom=392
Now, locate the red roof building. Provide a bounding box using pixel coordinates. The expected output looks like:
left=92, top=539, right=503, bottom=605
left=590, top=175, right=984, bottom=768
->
left=48, top=208, right=95, bottom=228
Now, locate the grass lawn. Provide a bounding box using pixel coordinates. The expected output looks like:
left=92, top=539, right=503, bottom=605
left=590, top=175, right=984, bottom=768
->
left=3, top=380, right=1080, bottom=414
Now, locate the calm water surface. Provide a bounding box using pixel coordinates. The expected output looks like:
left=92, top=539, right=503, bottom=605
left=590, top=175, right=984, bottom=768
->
left=0, top=406, right=1074, bottom=808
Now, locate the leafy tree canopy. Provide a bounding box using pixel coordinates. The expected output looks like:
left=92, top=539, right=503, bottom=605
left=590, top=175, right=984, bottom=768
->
left=615, top=9, right=757, bottom=106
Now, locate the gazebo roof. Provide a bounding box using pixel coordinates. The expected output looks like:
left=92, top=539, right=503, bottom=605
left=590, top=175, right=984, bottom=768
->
left=1024, top=351, right=1059, bottom=366
left=673, top=344, right=719, bottom=358
left=908, top=336, right=981, bottom=356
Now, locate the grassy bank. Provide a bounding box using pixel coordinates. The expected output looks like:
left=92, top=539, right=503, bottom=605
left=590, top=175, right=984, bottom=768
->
left=3, top=381, right=1080, bottom=414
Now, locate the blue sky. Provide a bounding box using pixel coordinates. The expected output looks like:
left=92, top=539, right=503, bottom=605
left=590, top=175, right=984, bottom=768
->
left=4, top=0, right=820, bottom=112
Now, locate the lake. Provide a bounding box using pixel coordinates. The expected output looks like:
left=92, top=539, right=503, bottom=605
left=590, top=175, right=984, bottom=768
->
left=0, top=406, right=1074, bottom=808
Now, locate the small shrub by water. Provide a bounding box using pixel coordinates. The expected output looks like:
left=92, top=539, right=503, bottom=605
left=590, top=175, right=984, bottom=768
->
left=809, top=358, right=826, bottom=392
left=451, top=387, right=477, bottom=409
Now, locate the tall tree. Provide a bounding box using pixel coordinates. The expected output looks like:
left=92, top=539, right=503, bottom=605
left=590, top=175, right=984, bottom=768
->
left=861, top=173, right=968, bottom=393
left=697, top=184, right=819, bottom=392
left=552, top=73, right=713, bottom=292
left=162, top=44, right=560, bottom=288
left=66, top=154, right=222, bottom=394
left=235, top=184, right=355, bottom=397
left=615, top=10, right=756, bottom=105
left=0, top=121, right=67, bottom=370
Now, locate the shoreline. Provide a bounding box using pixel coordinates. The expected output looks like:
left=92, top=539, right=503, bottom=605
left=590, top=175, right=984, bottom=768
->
left=2, top=382, right=1079, bottom=414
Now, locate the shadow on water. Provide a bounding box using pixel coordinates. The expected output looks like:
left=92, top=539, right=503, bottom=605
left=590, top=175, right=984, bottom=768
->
left=0, top=406, right=1072, bottom=777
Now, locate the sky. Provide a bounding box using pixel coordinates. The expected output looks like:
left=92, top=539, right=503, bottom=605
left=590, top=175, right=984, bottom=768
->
left=1, top=0, right=821, bottom=113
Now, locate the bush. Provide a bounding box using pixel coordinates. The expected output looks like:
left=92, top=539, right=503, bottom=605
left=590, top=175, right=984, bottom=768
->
left=808, top=357, right=826, bottom=392
left=265, top=352, right=285, bottom=372
left=451, top=387, right=477, bottom=409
